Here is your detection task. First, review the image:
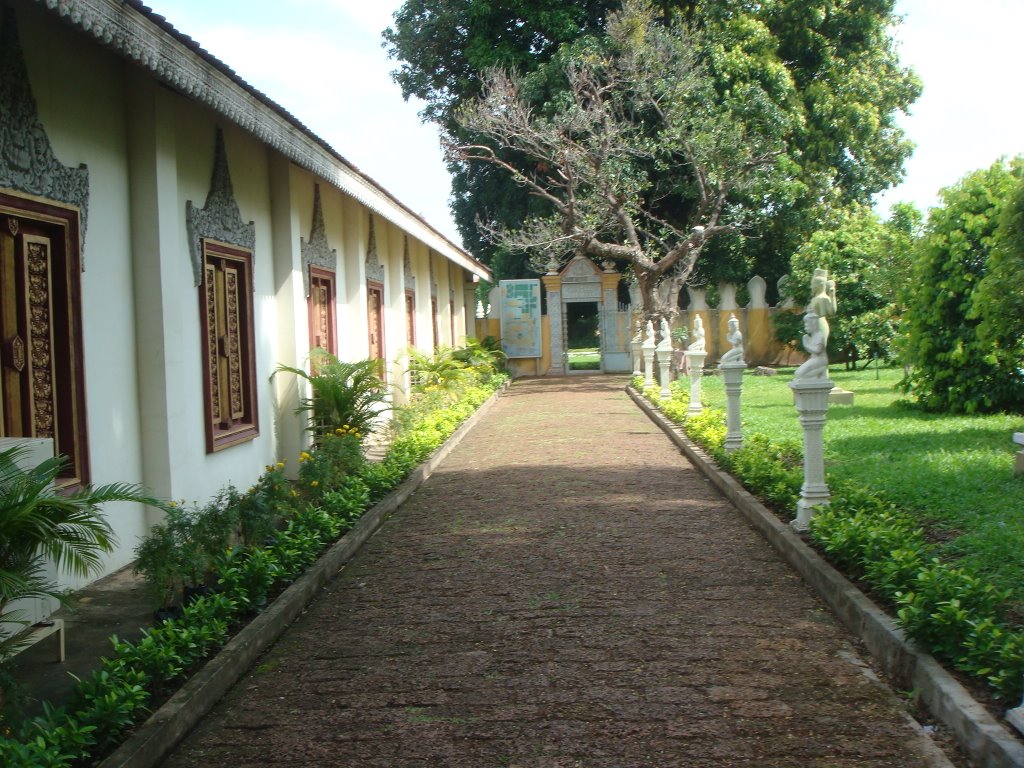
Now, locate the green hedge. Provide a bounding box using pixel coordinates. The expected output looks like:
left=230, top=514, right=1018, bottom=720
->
left=0, top=374, right=507, bottom=766
left=640, top=381, right=1024, bottom=703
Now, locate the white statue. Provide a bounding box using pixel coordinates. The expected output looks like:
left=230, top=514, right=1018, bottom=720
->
left=807, top=268, right=837, bottom=345
left=632, top=317, right=643, bottom=344
left=657, top=318, right=673, bottom=351
left=644, top=319, right=656, bottom=346
left=719, top=314, right=745, bottom=364
left=793, top=312, right=828, bottom=380
left=686, top=315, right=706, bottom=353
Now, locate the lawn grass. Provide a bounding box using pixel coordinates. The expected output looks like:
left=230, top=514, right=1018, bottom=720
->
left=568, top=347, right=601, bottom=370
left=700, top=366, right=1024, bottom=597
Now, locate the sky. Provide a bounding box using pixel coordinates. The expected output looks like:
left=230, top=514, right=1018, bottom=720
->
left=153, top=0, right=1024, bottom=247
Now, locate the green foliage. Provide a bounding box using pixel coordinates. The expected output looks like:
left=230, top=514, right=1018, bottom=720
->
left=780, top=203, right=921, bottom=367
left=387, top=0, right=920, bottom=289
left=636, top=373, right=1024, bottom=702
left=974, top=173, right=1024, bottom=383
left=900, top=157, right=1024, bottom=413
left=275, top=351, right=390, bottom=440
left=297, top=430, right=365, bottom=502
left=0, top=447, right=162, bottom=662
left=407, top=345, right=472, bottom=393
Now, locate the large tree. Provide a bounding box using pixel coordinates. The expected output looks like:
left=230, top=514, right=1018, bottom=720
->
left=446, top=0, right=790, bottom=320
left=385, top=0, right=921, bottom=289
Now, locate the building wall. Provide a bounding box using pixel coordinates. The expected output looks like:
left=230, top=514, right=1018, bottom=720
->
left=7, top=1, right=485, bottom=593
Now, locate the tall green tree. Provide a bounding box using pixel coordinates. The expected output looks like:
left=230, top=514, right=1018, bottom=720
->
left=973, top=174, right=1024, bottom=381
left=899, top=157, right=1024, bottom=413
left=385, top=0, right=921, bottom=288
left=779, top=202, right=921, bottom=367
left=446, top=0, right=791, bottom=321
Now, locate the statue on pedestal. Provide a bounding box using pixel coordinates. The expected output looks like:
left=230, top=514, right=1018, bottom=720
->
left=656, top=318, right=673, bottom=351
left=719, top=314, right=745, bottom=364
left=807, top=268, right=837, bottom=346
left=686, top=315, right=705, bottom=353
left=644, top=319, right=656, bottom=346
left=793, top=312, right=828, bottom=381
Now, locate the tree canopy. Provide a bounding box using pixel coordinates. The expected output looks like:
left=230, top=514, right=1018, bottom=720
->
left=385, top=0, right=921, bottom=289
left=443, top=0, right=791, bottom=320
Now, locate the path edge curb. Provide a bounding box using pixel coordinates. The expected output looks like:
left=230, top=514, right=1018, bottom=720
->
left=98, top=381, right=510, bottom=768
left=627, top=386, right=1024, bottom=768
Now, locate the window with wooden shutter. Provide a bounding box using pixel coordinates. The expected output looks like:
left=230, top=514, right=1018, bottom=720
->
left=0, top=194, right=88, bottom=485
left=199, top=240, right=258, bottom=452
left=308, top=267, right=337, bottom=355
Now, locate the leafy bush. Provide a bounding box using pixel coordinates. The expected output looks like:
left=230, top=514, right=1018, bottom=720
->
left=899, top=157, right=1024, bottom=413
left=276, top=351, right=390, bottom=439
left=635, top=381, right=1024, bottom=703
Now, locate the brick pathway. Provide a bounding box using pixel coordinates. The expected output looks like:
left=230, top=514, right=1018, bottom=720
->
left=162, top=377, right=948, bottom=767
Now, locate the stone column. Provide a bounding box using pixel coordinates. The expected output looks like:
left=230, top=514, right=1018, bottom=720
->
left=642, top=336, right=656, bottom=389
left=790, top=377, right=834, bottom=532
left=685, top=351, right=706, bottom=414
left=631, top=338, right=642, bottom=377
left=720, top=361, right=746, bottom=452
left=656, top=345, right=673, bottom=398
left=542, top=273, right=565, bottom=376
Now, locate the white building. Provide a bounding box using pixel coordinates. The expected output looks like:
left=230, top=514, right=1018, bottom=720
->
left=0, top=0, right=490, bottom=593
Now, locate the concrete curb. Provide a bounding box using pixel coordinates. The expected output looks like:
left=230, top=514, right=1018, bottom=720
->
left=627, top=386, right=1024, bottom=768
left=99, top=382, right=509, bottom=768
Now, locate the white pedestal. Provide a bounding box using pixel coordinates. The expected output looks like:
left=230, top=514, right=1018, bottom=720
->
left=656, top=346, right=673, bottom=398
left=685, top=351, right=706, bottom=414
left=631, top=341, right=643, bottom=377
left=720, top=361, right=746, bottom=452
left=790, top=377, right=834, bottom=532
left=642, top=343, right=656, bottom=389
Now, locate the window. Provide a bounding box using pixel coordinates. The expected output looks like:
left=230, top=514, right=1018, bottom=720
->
left=449, top=299, right=456, bottom=346
left=405, top=290, right=416, bottom=348
left=0, top=194, right=88, bottom=485
left=199, top=240, right=258, bottom=452
left=308, top=267, right=337, bottom=355
left=367, top=281, right=385, bottom=378
left=431, top=296, right=439, bottom=349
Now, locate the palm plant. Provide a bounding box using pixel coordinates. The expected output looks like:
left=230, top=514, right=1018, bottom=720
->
left=407, top=346, right=471, bottom=393
left=0, top=447, right=163, bottom=660
left=276, top=350, right=390, bottom=441
left=451, top=336, right=507, bottom=379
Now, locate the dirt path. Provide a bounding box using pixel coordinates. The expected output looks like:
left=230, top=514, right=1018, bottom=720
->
left=162, top=376, right=951, bottom=767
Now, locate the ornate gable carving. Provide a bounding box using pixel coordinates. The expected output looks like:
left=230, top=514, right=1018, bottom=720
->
left=403, top=235, right=415, bottom=290
left=300, top=184, right=336, bottom=296
left=560, top=254, right=601, bottom=283
left=186, top=128, right=255, bottom=286
left=365, top=214, right=384, bottom=283
left=0, top=7, right=89, bottom=252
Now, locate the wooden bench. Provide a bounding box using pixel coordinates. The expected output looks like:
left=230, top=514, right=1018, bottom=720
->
left=11, top=619, right=65, bottom=662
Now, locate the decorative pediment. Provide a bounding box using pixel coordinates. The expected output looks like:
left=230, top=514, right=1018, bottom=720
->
left=365, top=214, right=384, bottom=283
left=186, top=128, right=255, bottom=286
left=403, top=236, right=415, bottom=290
left=300, top=184, right=336, bottom=296
left=0, top=7, right=89, bottom=253
left=560, top=254, right=602, bottom=282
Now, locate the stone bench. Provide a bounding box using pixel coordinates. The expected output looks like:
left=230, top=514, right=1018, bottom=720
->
left=1015, top=432, right=1024, bottom=475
